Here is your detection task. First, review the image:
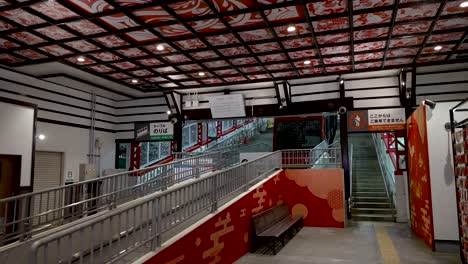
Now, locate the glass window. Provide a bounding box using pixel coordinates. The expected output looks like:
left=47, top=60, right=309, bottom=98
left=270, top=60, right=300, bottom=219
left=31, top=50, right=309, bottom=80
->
left=183, top=123, right=198, bottom=149
left=222, top=120, right=234, bottom=132
left=208, top=121, right=217, bottom=138
left=160, top=141, right=171, bottom=158
left=139, top=142, right=148, bottom=165
left=148, top=142, right=160, bottom=162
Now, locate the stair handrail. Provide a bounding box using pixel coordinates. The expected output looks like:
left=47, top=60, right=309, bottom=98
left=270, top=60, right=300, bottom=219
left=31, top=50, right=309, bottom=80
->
left=372, top=134, right=397, bottom=214
left=348, top=143, right=354, bottom=212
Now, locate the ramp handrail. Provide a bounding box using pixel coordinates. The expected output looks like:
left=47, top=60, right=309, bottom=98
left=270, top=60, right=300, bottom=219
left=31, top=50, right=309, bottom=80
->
left=30, top=151, right=281, bottom=264
left=0, top=151, right=238, bottom=245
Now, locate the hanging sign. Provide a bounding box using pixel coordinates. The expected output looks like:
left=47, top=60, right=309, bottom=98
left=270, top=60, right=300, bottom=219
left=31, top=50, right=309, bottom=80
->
left=209, top=94, right=246, bottom=118
left=348, top=108, right=406, bottom=132
left=135, top=122, right=174, bottom=141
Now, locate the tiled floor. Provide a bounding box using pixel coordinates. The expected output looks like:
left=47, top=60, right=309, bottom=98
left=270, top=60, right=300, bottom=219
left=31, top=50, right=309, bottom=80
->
left=236, top=222, right=461, bottom=264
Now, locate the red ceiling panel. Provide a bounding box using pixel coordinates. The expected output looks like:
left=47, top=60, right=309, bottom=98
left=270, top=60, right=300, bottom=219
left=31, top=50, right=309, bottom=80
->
left=112, top=61, right=138, bottom=70
left=224, top=76, right=247, bottom=82
left=0, top=0, right=9, bottom=7
left=272, top=71, right=297, bottom=78
left=307, top=0, right=347, bottom=16
left=266, top=6, right=304, bottom=23
left=299, top=67, right=322, bottom=75
left=0, top=54, right=24, bottom=63
left=66, top=20, right=106, bottom=35
left=458, top=43, right=468, bottom=50
left=353, top=0, right=394, bottom=10
left=321, top=45, right=350, bottom=55
left=98, top=14, right=139, bottom=30
left=428, top=32, right=465, bottom=43
left=163, top=54, right=192, bottom=64
left=65, top=40, right=99, bottom=52
left=274, top=23, right=311, bottom=37
left=384, top=57, right=413, bottom=66
left=422, top=44, right=455, bottom=54
left=239, top=29, right=273, bottom=42
left=282, top=37, right=314, bottom=49
left=94, top=35, right=128, bottom=48
left=107, top=72, right=130, bottom=79
left=191, top=18, right=227, bottom=34
left=317, top=32, right=350, bottom=44
left=175, top=39, right=207, bottom=50
left=354, top=51, right=384, bottom=61
left=181, top=81, right=200, bottom=86
left=133, top=7, right=173, bottom=24
left=159, top=83, right=178, bottom=88
left=396, top=3, right=440, bottom=22
left=35, top=26, right=75, bottom=40
left=0, top=9, right=46, bottom=26
left=214, top=69, right=238, bottom=76
left=434, top=17, right=468, bottom=31
left=417, top=55, right=447, bottom=63
left=258, top=53, right=288, bottom=63
left=250, top=42, right=282, bottom=53
left=392, top=21, right=431, bottom=35
left=117, top=48, right=148, bottom=58
left=201, top=78, right=223, bottom=84
left=145, top=76, right=165, bottom=82
left=265, top=63, right=292, bottom=71
left=205, top=34, right=240, bottom=46
left=0, top=20, right=15, bottom=31
left=168, top=1, right=212, bottom=19
left=226, top=13, right=264, bottom=29
left=179, top=64, right=203, bottom=71
left=88, top=64, right=114, bottom=73
left=168, top=74, right=189, bottom=80
left=211, top=0, right=254, bottom=12
left=137, top=58, right=162, bottom=67
left=355, top=61, right=382, bottom=69
left=190, top=50, right=219, bottom=60
left=15, top=49, right=47, bottom=60
left=354, top=27, right=389, bottom=40
left=39, top=45, right=73, bottom=56
left=353, top=11, right=392, bottom=27
left=230, top=57, right=257, bottom=65
left=124, top=30, right=160, bottom=43
left=323, top=56, right=350, bottom=65
left=66, top=0, right=114, bottom=14
left=0, top=38, right=19, bottom=49
left=66, top=56, right=95, bottom=65
left=389, top=36, right=425, bottom=48
left=203, top=60, right=230, bottom=68
left=313, top=17, right=349, bottom=32
left=387, top=47, right=419, bottom=57
left=155, top=66, right=177, bottom=73
left=355, top=41, right=386, bottom=52
left=288, top=49, right=317, bottom=59
left=90, top=52, right=121, bottom=62
left=326, top=65, right=352, bottom=72
left=294, top=59, right=321, bottom=68
left=443, top=1, right=468, bottom=15
left=10, top=31, right=45, bottom=44
left=248, top=74, right=270, bottom=80
left=218, top=47, right=250, bottom=57
left=31, top=1, right=78, bottom=20
left=146, top=43, right=176, bottom=54
left=155, top=24, right=193, bottom=38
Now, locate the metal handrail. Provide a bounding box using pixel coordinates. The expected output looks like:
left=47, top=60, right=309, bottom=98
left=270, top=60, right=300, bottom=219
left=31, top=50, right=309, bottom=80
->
left=348, top=144, right=354, bottom=212
left=30, top=151, right=282, bottom=264
left=372, top=134, right=396, bottom=213
left=0, top=151, right=239, bottom=245
left=281, top=147, right=342, bottom=168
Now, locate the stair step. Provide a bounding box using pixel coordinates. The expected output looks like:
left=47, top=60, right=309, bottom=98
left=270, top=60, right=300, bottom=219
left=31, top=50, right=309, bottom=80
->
left=353, top=192, right=387, bottom=197
left=352, top=214, right=395, bottom=222
left=352, top=197, right=390, bottom=202
left=352, top=208, right=395, bottom=214
left=353, top=202, right=392, bottom=208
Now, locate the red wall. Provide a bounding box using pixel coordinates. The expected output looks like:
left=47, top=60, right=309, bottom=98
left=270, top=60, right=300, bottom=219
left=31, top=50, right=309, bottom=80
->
left=144, top=169, right=344, bottom=264
left=407, top=105, right=435, bottom=250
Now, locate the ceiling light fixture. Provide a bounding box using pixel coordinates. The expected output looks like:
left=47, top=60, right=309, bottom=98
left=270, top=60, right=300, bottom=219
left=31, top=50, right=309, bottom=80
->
left=198, top=72, right=205, bottom=76
left=434, top=45, right=443, bottom=51
left=287, top=25, right=296, bottom=32
left=340, top=79, right=344, bottom=85
left=77, top=56, right=85, bottom=62
left=167, top=110, right=172, bottom=115
left=304, top=60, right=311, bottom=65
left=131, top=79, right=138, bottom=84
left=156, top=44, right=165, bottom=51
left=38, top=134, right=46, bottom=140
left=460, top=1, right=468, bottom=7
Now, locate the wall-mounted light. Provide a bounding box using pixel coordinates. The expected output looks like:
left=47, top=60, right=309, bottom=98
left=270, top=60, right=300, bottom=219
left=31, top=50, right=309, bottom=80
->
left=339, top=79, right=344, bottom=85
left=167, top=110, right=172, bottom=115
left=38, top=134, right=46, bottom=140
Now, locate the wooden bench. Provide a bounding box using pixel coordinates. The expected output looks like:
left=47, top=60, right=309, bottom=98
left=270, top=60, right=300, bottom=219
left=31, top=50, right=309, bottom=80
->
left=252, top=204, right=303, bottom=254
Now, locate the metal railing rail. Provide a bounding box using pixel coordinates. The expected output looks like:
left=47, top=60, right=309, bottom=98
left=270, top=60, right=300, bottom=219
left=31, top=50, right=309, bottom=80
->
left=0, top=151, right=238, bottom=245
left=372, top=134, right=396, bottom=212
left=281, top=141, right=342, bottom=168
left=30, top=151, right=282, bottom=264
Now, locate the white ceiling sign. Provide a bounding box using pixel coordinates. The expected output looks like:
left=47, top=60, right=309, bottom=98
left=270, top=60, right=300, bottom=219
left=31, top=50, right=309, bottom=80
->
left=209, top=94, right=246, bottom=118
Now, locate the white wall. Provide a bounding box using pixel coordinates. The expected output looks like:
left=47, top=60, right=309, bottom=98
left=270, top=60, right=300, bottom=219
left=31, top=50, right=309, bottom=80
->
left=0, top=101, right=35, bottom=186
left=426, top=102, right=462, bottom=241
left=35, top=122, right=115, bottom=183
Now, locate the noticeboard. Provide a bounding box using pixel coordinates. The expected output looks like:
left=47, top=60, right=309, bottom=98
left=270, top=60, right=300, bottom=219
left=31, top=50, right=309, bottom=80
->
left=347, top=108, right=406, bottom=132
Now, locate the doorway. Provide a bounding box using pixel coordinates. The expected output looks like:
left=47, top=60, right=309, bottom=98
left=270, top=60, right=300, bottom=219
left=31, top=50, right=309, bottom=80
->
left=0, top=154, right=21, bottom=238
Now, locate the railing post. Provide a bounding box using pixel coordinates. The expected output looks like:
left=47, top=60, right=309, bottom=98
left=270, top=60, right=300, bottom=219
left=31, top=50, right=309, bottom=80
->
left=18, top=197, right=27, bottom=241
left=152, top=198, right=162, bottom=250
left=161, top=166, right=168, bottom=191
left=243, top=163, right=249, bottom=192
left=195, top=156, right=200, bottom=178
left=211, top=176, right=218, bottom=212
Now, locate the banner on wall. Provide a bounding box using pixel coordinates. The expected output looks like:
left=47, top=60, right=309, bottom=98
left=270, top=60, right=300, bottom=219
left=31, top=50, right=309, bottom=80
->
left=134, top=122, right=174, bottom=141
left=347, top=108, right=406, bottom=132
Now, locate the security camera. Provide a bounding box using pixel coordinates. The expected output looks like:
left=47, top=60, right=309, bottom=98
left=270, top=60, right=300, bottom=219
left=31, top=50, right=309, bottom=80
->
left=338, top=106, right=347, bottom=114
left=170, top=117, right=178, bottom=124
left=424, top=99, right=436, bottom=109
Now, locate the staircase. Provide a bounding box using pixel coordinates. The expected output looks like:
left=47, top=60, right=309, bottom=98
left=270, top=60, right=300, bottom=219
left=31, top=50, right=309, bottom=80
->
left=350, top=134, right=395, bottom=222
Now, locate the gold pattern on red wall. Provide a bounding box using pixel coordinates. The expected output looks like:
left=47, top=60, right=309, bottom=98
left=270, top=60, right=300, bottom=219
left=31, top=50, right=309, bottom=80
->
left=195, top=237, right=201, bottom=247
left=251, top=187, right=267, bottom=214
left=165, top=255, right=185, bottom=264
left=202, top=212, right=235, bottom=264
left=239, top=209, right=246, bottom=217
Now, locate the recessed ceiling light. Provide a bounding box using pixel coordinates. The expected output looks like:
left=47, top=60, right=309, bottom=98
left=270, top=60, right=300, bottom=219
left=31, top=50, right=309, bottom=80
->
left=434, top=45, right=443, bottom=51
left=131, top=79, right=138, bottom=84
left=38, top=134, right=46, bottom=140
left=77, top=56, right=85, bottom=62
left=167, top=110, right=171, bottom=115
left=304, top=60, right=311, bottom=65
left=287, top=25, right=296, bottom=32
left=198, top=72, right=205, bottom=76
left=460, top=1, right=468, bottom=7
left=156, top=44, right=165, bottom=51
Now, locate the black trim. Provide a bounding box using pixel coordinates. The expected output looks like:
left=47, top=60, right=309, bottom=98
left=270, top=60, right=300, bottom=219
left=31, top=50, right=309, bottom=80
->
left=417, top=91, right=468, bottom=96
left=37, top=118, right=115, bottom=133
left=291, top=90, right=340, bottom=97
left=38, top=108, right=117, bottom=125
left=416, top=80, right=468, bottom=87
left=416, top=68, right=468, bottom=76
left=0, top=96, right=37, bottom=190
left=345, top=85, right=399, bottom=92
left=353, top=95, right=400, bottom=100
left=115, top=111, right=167, bottom=117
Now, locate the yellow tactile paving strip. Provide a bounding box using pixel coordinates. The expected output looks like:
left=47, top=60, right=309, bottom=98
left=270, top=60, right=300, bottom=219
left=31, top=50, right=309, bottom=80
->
left=376, top=224, right=401, bottom=264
